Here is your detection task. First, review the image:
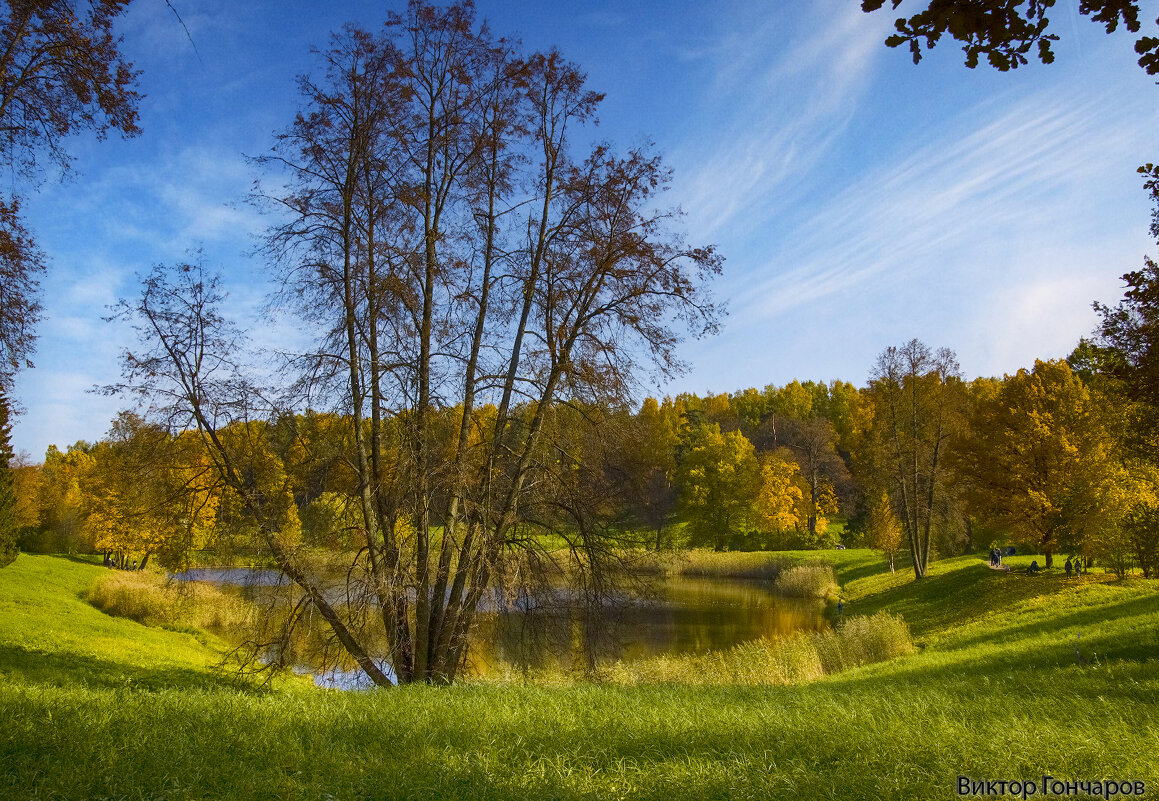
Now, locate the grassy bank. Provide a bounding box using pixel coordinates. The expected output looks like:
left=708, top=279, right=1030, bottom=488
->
left=2, top=551, right=1157, bottom=800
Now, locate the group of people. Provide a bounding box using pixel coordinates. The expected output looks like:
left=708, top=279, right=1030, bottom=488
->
left=102, top=553, right=138, bottom=570
left=1026, top=556, right=1086, bottom=577
left=992, top=549, right=1088, bottom=577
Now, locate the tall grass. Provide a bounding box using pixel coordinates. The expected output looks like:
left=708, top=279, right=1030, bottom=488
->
left=773, top=563, right=838, bottom=598
left=669, top=549, right=787, bottom=579
left=813, top=612, right=914, bottom=672
left=84, top=568, right=252, bottom=634
left=493, top=611, right=913, bottom=687
left=4, top=553, right=1159, bottom=800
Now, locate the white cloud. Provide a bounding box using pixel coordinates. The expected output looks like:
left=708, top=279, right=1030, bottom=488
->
left=664, top=42, right=1156, bottom=396
left=731, top=80, right=1154, bottom=325
left=672, top=1, right=892, bottom=241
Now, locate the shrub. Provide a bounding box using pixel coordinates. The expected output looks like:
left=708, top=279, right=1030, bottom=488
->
left=84, top=569, right=251, bottom=632
left=773, top=563, right=838, bottom=598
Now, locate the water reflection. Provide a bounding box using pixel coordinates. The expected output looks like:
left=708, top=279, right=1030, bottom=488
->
left=469, top=576, right=828, bottom=677
left=175, top=569, right=828, bottom=686
left=311, top=661, right=395, bottom=690
left=172, top=567, right=287, bottom=587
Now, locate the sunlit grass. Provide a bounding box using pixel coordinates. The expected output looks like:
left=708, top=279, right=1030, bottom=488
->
left=84, top=567, right=254, bottom=635
left=2, top=551, right=1157, bottom=800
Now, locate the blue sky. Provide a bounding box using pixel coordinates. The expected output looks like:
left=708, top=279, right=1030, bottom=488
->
left=8, top=0, right=1158, bottom=459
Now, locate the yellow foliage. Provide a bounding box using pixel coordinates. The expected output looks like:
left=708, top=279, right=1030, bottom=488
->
left=79, top=415, right=223, bottom=570
left=755, top=454, right=801, bottom=532
left=866, top=491, right=903, bottom=570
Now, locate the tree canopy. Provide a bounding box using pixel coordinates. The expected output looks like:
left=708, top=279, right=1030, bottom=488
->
left=862, top=0, right=1159, bottom=74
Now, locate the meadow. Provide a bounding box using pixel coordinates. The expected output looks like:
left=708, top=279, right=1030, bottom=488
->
left=1, top=550, right=1156, bottom=800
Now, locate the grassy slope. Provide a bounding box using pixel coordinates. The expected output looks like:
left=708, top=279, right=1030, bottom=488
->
left=0, top=554, right=245, bottom=692
left=1, top=551, right=1157, bottom=801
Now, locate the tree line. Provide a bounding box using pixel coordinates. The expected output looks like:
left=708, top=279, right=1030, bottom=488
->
left=11, top=314, right=1159, bottom=588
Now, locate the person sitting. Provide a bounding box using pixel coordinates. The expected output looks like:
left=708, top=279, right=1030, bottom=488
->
left=1028, top=560, right=1040, bottom=575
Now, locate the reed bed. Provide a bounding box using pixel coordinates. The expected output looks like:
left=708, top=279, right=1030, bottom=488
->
left=648, top=549, right=783, bottom=579
left=772, top=563, right=839, bottom=598
left=594, top=611, right=912, bottom=686
left=84, top=568, right=253, bottom=634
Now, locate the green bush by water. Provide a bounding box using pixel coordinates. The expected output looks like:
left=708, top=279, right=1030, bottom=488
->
left=773, top=563, right=838, bottom=598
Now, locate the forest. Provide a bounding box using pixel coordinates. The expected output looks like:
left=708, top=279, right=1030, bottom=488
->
left=10, top=331, right=1159, bottom=580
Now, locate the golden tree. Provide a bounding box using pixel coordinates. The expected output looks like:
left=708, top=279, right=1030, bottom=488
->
left=956, top=360, right=1113, bottom=568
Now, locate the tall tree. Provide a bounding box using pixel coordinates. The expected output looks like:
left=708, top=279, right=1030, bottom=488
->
left=81, top=413, right=221, bottom=571
left=34, top=440, right=92, bottom=554
left=753, top=449, right=804, bottom=548
left=865, top=490, right=903, bottom=572
left=858, top=340, right=963, bottom=580
left=954, top=360, right=1112, bottom=567
left=1091, top=244, right=1159, bottom=461
left=621, top=397, right=680, bottom=549
left=780, top=416, right=850, bottom=544
left=117, top=1, right=719, bottom=686
left=677, top=423, right=760, bottom=551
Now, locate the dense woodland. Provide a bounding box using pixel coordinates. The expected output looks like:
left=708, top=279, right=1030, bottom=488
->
left=9, top=329, right=1159, bottom=588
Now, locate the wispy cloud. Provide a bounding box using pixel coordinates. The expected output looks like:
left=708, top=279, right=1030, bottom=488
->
left=672, top=1, right=891, bottom=240
left=733, top=84, right=1152, bottom=325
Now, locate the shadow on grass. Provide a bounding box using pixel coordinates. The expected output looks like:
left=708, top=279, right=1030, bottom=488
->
left=831, top=555, right=897, bottom=585
left=848, top=561, right=1079, bottom=637
left=0, top=643, right=263, bottom=694
left=44, top=553, right=104, bottom=566
left=945, top=592, right=1159, bottom=653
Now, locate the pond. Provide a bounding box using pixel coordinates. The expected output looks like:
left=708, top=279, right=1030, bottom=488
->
left=173, top=568, right=829, bottom=688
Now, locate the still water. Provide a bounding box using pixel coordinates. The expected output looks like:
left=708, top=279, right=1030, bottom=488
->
left=174, top=569, right=829, bottom=688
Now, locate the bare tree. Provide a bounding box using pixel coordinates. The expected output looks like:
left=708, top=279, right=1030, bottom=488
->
left=862, top=339, right=962, bottom=580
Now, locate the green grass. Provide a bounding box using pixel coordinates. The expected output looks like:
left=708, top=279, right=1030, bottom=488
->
left=2, top=550, right=1157, bottom=800
left=0, top=554, right=253, bottom=692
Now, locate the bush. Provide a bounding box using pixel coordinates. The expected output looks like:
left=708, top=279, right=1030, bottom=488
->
left=84, top=569, right=251, bottom=632
left=773, top=563, right=838, bottom=598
